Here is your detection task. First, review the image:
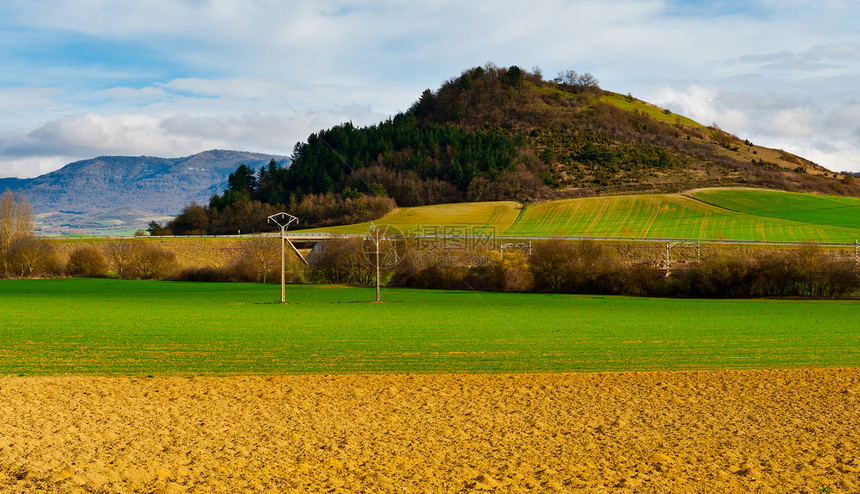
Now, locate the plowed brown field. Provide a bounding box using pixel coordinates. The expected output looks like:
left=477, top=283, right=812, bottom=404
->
left=1, top=369, right=859, bottom=493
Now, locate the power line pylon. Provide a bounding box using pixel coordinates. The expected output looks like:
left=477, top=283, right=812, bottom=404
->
left=267, top=212, right=299, bottom=304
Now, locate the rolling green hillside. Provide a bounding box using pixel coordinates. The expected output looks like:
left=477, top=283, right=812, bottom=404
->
left=316, top=201, right=521, bottom=235
left=311, top=188, right=860, bottom=243
left=691, top=189, right=860, bottom=230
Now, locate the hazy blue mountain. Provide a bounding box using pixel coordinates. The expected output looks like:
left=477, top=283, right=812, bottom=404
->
left=0, top=150, right=289, bottom=235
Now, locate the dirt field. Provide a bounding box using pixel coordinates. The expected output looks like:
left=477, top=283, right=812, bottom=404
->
left=1, top=369, right=858, bottom=493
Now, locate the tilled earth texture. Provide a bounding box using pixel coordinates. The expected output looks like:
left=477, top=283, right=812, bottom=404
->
left=1, top=369, right=859, bottom=493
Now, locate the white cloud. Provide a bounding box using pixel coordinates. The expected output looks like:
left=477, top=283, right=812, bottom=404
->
left=1, top=113, right=209, bottom=158
left=652, top=85, right=750, bottom=130
left=0, top=76, right=418, bottom=177
left=0, top=156, right=73, bottom=179
left=2, top=0, right=860, bottom=174
left=649, top=83, right=860, bottom=172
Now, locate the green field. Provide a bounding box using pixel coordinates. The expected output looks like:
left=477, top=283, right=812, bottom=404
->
left=1, top=279, right=857, bottom=376
left=692, top=189, right=860, bottom=230
left=310, top=201, right=522, bottom=235
left=308, top=189, right=860, bottom=243
left=507, top=192, right=860, bottom=241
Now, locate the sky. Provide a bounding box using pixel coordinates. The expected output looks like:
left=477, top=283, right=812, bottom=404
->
left=1, top=0, right=859, bottom=178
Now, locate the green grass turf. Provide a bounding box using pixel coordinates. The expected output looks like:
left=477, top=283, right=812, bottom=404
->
left=1, top=279, right=857, bottom=376
left=302, top=201, right=522, bottom=235
left=692, top=189, right=860, bottom=231
left=311, top=190, right=860, bottom=242
left=504, top=193, right=860, bottom=242
left=598, top=92, right=705, bottom=128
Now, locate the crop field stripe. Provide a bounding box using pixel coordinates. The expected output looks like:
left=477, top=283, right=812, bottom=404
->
left=571, top=200, right=594, bottom=234
left=624, top=198, right=653, bottom=236
left=587, top=199, right=617, bottom=236
left=545, top=202, right=568, bottom=235
left=626, top=198, right=652, bottom=237
left=583, top=199, right=608, bottom=236
left=640, top=198, right=662, bottom=237
left=310, top=189, right=860, bottom=242
left=613, top=199, right=638, bottom=237
left=558, top=200, right=585, bottom=235
left=699, top=211, right=710, bottom=240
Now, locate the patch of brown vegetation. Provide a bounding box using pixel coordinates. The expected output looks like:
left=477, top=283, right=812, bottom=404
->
left=50, top=238, right=244, bottom=271
left=1, top=369, right=858, bottom=493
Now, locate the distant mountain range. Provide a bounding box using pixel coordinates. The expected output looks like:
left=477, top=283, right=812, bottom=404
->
left=0, top=150, right=289, bottom=235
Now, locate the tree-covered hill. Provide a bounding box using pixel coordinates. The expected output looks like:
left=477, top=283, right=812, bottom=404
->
left=164, top=64, right=859, bottom=233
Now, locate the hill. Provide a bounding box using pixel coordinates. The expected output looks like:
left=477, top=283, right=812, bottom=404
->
left=273, top=64, right=859, bottom=209
left=176, top=64, right=859, bottom=235
left=311, top=189, right=860, bottom=243
left=0, top=150, right=289, bottom=235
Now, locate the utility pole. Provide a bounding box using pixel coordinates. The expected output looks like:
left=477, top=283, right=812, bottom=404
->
left=267, top=212, right=298, bottom=304
left=368, top=223, right=383, bottom=302
left=362, top=223, right=405, bottom=302
left=665, top=241, right=697, bottom=275
left=665, top=242, right=674, bottom=275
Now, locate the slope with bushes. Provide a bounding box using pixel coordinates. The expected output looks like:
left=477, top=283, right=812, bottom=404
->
left=164, top=64, right=859, bottom=235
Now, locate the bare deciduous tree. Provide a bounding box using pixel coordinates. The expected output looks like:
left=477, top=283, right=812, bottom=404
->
left=126, top=242, right=178, bottom=280
left=310, top=237, right=371, bottom=284
left=240, top=236, right=280, bottom=283
left=105, top=241, right=177, bottom=279
left=67, top=245, right=110, bottom=277
left=106, top=242, right=135, bottom=279
left=8, top=236, right=53, bottom=277
left=0, top=189, right=35, bottom=276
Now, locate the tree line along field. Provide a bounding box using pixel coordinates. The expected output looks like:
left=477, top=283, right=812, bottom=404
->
left=314, top=188, right=860, bottom=242
left=1, top=278, right=857, bottom=376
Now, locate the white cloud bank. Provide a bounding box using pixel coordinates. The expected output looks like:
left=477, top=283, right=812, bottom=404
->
left=0, top=78, right=416, bottom=177
left=1, top=0, right=860, bottom=176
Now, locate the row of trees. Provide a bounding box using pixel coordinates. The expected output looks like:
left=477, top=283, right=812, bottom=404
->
left=153, top=192, right=397, bottom=236
left=311, top=237, right=859, bottom=299
left=152, top=159, right=398, bottom=235
left=66, top=243, right=179, bottom=280
left=14, top=226, right=858, bottom=299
